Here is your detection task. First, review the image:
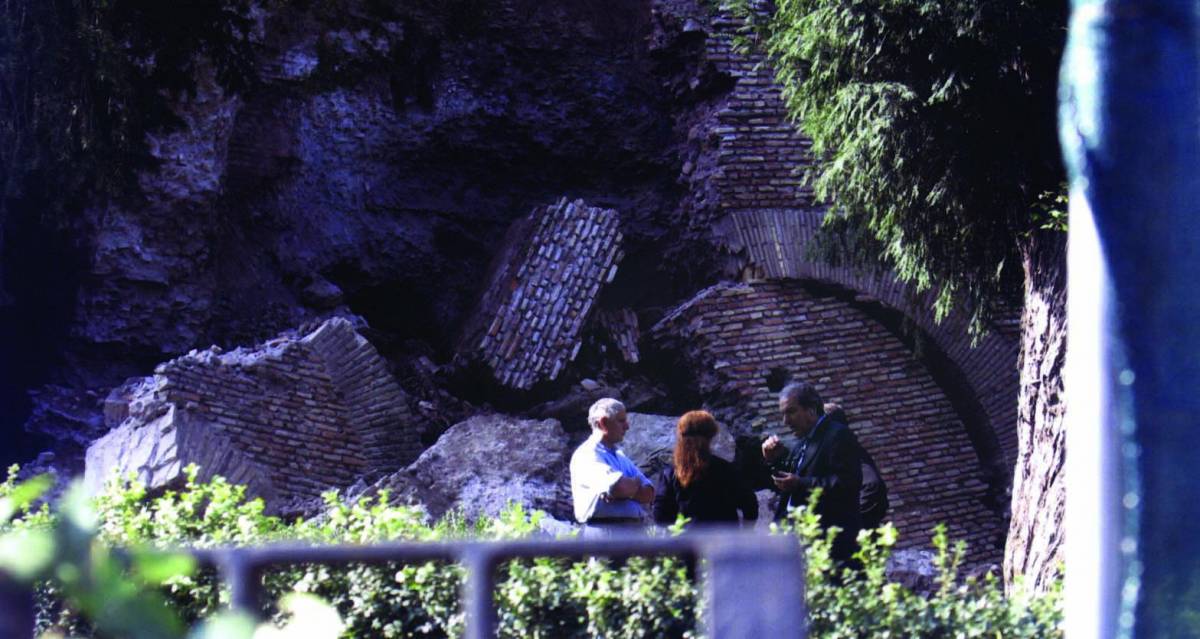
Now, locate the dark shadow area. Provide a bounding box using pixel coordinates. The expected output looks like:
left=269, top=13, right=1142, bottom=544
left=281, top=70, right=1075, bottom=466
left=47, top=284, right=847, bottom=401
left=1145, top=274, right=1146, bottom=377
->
left=0, top=208, right=85, bottom=467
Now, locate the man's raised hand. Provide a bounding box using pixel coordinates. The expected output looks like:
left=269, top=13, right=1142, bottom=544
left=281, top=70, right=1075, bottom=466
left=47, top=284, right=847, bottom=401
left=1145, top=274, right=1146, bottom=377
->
left=762, top=434, right=786, bottom=462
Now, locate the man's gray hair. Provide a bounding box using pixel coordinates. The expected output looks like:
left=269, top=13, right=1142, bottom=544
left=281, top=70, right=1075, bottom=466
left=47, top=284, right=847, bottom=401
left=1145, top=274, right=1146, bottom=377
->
left=780, top=381, right=824, bottom=414
left=588, top=398, right=626, bottom=430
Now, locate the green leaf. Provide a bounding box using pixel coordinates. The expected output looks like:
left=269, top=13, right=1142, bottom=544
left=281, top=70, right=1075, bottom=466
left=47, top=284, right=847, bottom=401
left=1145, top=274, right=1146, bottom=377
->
left=0, top=528, right=55, bottom=580
left=257, top=592, right=346, bottom=639
left=0, top=473, right=51, bottom=523
left=60, top=480, right=98, bottom=533
left=133, top=549, right=198, bottom=584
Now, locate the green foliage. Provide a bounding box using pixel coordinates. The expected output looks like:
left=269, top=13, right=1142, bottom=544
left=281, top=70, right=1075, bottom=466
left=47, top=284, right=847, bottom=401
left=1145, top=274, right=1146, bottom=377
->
left=1031, top=188, right=1069, bottom=233
left=90, top=466, right=287, bottom=624
left=731, top=0, right=1068, bottom=333
left=774, top=496, right=1062, bottom=639
left=1, top=466, right=1062, bottom=638
left=1, top=470, right=196, bottom=639
left=1, top=467, right=344, bottom=639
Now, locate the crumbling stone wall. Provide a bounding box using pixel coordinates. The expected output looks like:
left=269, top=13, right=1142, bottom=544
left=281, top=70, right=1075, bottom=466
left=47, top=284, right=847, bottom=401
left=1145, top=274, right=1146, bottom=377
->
left=85, top=318, right=421, bottom=510
left=652, top=281, right=1005, bottom=565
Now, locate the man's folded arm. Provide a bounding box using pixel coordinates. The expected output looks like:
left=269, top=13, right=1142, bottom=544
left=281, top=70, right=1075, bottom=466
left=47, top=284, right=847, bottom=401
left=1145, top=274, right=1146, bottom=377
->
left=633, top=481, right=655, bottom=505
left=609, top=475, right=642, bottom=499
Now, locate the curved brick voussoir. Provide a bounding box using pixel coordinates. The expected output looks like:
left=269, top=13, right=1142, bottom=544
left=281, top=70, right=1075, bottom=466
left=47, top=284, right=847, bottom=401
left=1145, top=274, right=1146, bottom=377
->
left=649, top=281, right=1008, bottom=568
left=456, top=198, right=625, bottom=391
left=301, top=317, right=423, bottom=474
left=727, top=209, right=1020, bottom=471
left=84, top=317, right=421, bottom=510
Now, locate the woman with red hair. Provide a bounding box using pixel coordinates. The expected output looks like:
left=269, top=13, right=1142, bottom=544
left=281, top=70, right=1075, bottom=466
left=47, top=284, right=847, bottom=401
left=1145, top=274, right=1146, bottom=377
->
left=653, top=410, right=759, bottom=526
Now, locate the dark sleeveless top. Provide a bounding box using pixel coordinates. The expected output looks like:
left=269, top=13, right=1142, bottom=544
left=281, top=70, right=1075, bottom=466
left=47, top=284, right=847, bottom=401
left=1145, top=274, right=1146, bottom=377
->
left=653, top=455, right=759, bottom=526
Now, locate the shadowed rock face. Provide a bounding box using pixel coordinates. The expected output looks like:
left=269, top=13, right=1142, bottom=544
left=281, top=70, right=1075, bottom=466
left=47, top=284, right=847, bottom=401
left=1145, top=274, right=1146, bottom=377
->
left=8, top=0, right=716, bottom=467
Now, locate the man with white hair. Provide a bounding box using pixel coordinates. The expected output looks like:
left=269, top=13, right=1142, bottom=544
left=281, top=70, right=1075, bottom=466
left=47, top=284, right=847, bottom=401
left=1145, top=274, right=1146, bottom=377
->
left=570, top=398, right=654, bottom=534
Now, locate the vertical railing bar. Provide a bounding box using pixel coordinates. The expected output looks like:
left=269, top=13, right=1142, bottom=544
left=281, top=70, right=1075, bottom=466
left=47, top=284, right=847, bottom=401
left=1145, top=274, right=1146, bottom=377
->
left=702, top=534, right=806, bottom=638
left=0, top=574, right=33, bottom=639
left=216, top=550, right=262, bottom=618
left=462, top=544, right=499, bottom=639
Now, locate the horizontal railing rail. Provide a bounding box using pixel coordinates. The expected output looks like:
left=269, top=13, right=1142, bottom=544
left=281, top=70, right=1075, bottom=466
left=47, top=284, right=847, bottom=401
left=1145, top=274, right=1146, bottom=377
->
left=190, top=531, right=807, bottom=639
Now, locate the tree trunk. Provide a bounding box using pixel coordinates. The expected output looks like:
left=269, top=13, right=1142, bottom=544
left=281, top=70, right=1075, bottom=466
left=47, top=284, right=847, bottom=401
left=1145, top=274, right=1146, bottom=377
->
left=1004, top=229, right=1067, bottom=591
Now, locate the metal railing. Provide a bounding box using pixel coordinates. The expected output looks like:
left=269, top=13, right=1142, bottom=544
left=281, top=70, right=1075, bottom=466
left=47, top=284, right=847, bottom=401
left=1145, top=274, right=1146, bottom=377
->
left=191, top=531, right=806, bottom=639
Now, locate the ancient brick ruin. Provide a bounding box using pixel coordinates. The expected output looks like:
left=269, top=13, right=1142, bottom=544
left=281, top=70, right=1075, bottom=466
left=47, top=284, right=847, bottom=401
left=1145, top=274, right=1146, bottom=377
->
left=457, top=198, right=625, bottom=390
left=85, top=318, right=421, bottom=510
left=707, top=12, right=818, bottom=215
left=729, top=208, right=1022, bottom=470
left=54, top=1, right=1026, bottom=571
left=653, top=6, right=1022, bottom=566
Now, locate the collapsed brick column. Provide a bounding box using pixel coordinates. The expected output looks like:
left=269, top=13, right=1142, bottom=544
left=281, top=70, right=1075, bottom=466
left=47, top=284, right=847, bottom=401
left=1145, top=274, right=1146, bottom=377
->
left=456, top=198, right=625, bottom=390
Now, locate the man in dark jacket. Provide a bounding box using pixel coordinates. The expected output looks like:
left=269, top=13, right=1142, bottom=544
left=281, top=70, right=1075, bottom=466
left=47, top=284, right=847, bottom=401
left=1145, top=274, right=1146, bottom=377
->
left=824, top=402, right=889, bottom=530
left=761, top=382, right=863, bottom=562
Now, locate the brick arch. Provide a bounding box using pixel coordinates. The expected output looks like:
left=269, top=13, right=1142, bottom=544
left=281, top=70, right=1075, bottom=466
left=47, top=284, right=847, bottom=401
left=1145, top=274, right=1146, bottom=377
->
left=669, top=6, right=1019, bottom=474
left=649, top=4, right=1020, bottom=564
left=670, top=4, right=1020, bottom=473
left=650, top=280, right=1009, bottom=565
left=728, top=209, right=1021, bottom=473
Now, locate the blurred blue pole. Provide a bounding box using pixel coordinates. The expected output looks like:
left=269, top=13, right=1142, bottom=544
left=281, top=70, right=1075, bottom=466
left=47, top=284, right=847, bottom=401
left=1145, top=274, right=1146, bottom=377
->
left=1060, top=1, right=1200, bottom=637
left=0, top=575, right=32, bottom=639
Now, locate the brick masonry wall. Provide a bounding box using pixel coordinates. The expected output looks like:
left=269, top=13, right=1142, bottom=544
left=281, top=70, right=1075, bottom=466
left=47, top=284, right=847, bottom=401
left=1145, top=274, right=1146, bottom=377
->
left=706, top=10, right=818, bottom=216
left=86, top=318, right=422, bottom=509
left=160, top=340, right=368, bottom=503
left=459, top=198, right=625, bottom=390
left=691, top=6, right=1017, bottom=468
left=303, top=318, right=423, bottom=474
left=676, top=5, right=1020, bottom=469
left=652, top=281, right=1005, bottom=566
left=730, top=209, right=1021, bottom=469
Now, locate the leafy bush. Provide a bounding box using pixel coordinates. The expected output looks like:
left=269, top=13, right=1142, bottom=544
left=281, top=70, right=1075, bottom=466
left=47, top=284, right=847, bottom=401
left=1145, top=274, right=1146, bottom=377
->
left=782, top=505, right=1062, bottom=638
left=1, top=466, right=1061, bottom=638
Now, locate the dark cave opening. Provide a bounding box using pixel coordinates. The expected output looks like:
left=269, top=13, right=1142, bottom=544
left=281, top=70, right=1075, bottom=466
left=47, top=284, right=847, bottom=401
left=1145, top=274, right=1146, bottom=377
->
left=341, top=279, right=447, bottom=358
left=0, top=209, right=86, bottom=466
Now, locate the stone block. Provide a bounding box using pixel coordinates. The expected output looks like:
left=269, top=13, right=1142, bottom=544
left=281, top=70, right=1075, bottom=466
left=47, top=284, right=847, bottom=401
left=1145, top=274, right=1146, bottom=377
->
left=370, top=414, right=572, bottom=521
